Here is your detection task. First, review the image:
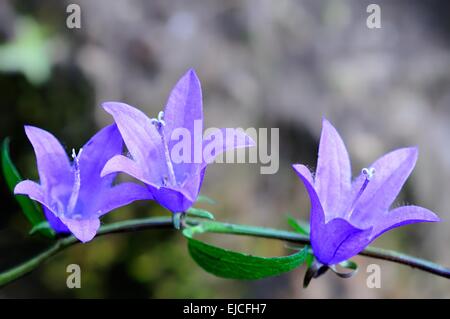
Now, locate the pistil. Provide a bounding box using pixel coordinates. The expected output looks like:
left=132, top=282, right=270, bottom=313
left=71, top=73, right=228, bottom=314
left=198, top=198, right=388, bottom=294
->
left=347, top=167, right=375, bottom=219
left=151, top=111, right=177, bottom=186
left=67, top=148, right=83, bottom=215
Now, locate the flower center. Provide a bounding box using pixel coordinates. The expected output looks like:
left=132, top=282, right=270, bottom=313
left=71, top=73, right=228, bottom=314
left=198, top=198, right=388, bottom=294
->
left=67, top=148, right=83, bottom=215
left=151, top=111, right=177, bottom=186
left=347, top=167, right=375, bottom=219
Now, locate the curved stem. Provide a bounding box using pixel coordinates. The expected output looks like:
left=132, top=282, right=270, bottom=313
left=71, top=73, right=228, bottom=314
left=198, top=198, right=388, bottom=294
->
left=1, top=216, right=449, bottom=288
left=0, top=217, right=174, bottom=287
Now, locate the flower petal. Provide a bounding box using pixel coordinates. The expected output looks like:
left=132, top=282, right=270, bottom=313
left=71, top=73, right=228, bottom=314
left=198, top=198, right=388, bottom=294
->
left=351, top=147, right=418, bottom=222
left=43, top=206, right=69, bottom=233
left=149, top=167, right=206, bottom=213
left=180, top=166, right=207, bottom=202
left=314, top=119, right=352, bottom=219
left=59, top=216, right=100, bottom=243
left=292, top=164, right=325, bottom=245
left=101, top=155, right=159, bottom=188
left=77, top=124, right=123, bottom=210
left=163, top=69, right=203, bottom=142
left=102, top=102, right=166, bottom=183
left=316, top=217, right=372, bottom=265
left=15, top=181, right=70, bottom=233
left=23, top=126, right=73, bottom=191
left=150, top=186, right=195, bottom=213
left=163, top=69, right=203, bottom=182
left=370, top=205, right=439, bottom=240
left=202, top=128, right=255, bottom=166
left=93, top=182, right=153, bottom=217
left=14, top=180, right=45, bottom=203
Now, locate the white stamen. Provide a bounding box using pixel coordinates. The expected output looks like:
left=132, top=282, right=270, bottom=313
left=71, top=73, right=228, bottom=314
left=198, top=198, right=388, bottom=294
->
left=362, top=167, right=375, bottom=180
left=150, top=111, right=166, bottom=129
left=71, top=148, right=83, bottom=161
left=347, top=167, right=376, bottom=219
left=67, top=148, right=83, bottom=215
left=160, top=131, right=177, bottom=185
left=157, top=111, right=166, bottom=126
left=151, top=110, right=177, bottom=186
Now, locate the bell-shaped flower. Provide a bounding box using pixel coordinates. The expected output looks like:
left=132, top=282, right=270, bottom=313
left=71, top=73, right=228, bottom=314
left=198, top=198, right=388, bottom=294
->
left=101, top=69, right=255, bottom=213
left=293, top=119, right=439, bottom=265
left=14, top=124, right=152, bottom=242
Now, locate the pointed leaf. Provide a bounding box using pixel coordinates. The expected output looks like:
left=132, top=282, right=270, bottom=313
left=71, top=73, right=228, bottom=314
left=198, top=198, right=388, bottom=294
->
left=186, top=207, right=215, bottom=220
left=1, top=138, right=54, bottom=238
left=28, top=221, right=54, bottom=236
left=196, top=195, right=216, bottom=205
left=183, top=222, right=308, bottom=280
left=287, top=215, right=309, bottom=235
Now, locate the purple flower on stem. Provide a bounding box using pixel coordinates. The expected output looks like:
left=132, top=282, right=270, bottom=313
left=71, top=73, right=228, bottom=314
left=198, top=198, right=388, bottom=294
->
left=14, top=124, right=152, bottom=242
left=293, top=119, right=439, bottom=266
left=101, top=69, right=255, bottom=213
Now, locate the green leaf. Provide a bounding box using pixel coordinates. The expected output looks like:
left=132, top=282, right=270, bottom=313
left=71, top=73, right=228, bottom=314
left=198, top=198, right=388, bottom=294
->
left=29, top=221, right=54, bottom=236
left=287, top=215, right=309, bottom=235
left=183, top=222, right=308, bottom=280
left=305, top=248, right=314, bottom=268
left=196, top=195, right=216, bottom=205
left=186, top=207, right=215, bottom=220
left=1, top=138, right=54, bottom=238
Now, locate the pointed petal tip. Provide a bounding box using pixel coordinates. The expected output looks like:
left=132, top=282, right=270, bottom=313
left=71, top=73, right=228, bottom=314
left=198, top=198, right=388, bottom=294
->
left=102, top=101, right=118, bottom=112
left=13, top=179, right=35, bottom=195
left=397, top=146, right=418, bottom=157
left=321, top=117, right=339, bottom=133
left=370, top=205, right=441, bottom=241
left=292, top=164, right=314, bottom=186
left=179, top=68, right=201, bottom=89
left=14, top=182, right=24, bottom=195
left=186, top=68, right=198, bottom=78
left=99, top=165, right=112, bottom=178
left=403, top=206, right=440, bottom=223
left=321, top=116, right=335, bottom=129
left=407, top=146, right=419, bottom=157
left=23, top=124, right=35, bottom=131
left=425, top=209, right=440, bottom=222
left=383, top=146, right=419, bottom=169
left=102, top=101, right=134, bottom=114
left=292, top=163, right=308, bottom=174
left=23, top=126, right=60, bottom=143
left=76, top=232, right=96, bottom=243
left=100, top=157, right=119, bottom=178
left=24, top=125, right=45, bottom=137
left=62, top=218, right=101, bottom=243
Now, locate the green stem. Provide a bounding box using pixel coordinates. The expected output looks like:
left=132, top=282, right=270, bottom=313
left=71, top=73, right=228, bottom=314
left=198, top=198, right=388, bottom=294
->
left=201, top=221, right=450, bottom=278
left=1, top=216, right=449, bottom=288
left=0, top=236, right=78, bottom=287
left=0, top=217, right=173, bottom=287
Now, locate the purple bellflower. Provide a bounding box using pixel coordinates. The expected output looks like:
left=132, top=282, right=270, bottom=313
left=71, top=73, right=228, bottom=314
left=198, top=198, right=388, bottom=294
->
left=293, top=119, right=439, bottom=265
left=101, top=69, right=255, bottom=213
left=14, top=124, right=152, bottom=242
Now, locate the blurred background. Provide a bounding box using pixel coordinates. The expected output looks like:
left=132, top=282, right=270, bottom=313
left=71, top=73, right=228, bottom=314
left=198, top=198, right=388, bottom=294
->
left=0, top=0, right=449, bottom=298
